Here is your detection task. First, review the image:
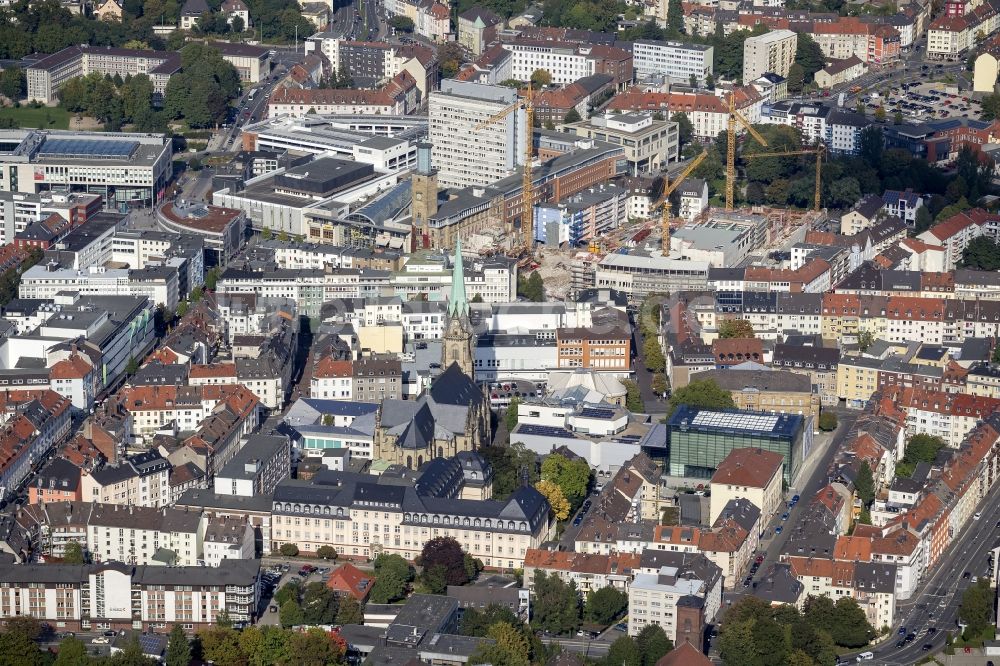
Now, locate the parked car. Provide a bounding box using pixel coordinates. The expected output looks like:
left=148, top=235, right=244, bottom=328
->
left=92, top=637, right=110, bottom=645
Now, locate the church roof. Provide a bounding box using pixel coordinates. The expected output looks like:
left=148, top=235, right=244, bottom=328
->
left=429, top=362, right=482, bottom=406
left=448, top=240, right=468, bottom=318
left=396, top=402, right=436, bottom=450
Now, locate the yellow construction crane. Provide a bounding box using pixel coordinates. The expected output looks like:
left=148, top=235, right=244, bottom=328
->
left=745, top=144, right=827, bottom=212
left=726, top=91, right=770, bottom=212
left=473, top=84, right=535, bottom=254
left=659, top=150, right=709, bottom=254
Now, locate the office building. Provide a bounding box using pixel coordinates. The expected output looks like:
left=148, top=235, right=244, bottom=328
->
left=26, top=46, right=181, bottom=104
left=568, top=112, right=679, bottom=176
left=632, top=40, right=714, bottom=84
left=428, top=80, right=527, bottom=189
left=0, top=130, right=173, bottom=209
left=666, top=406, right=809, bottom=484
left=742, top=30, right=797, bottom=83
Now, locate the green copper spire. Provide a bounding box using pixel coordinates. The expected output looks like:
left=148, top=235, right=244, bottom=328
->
left=448, top=239, right=468, bottom=318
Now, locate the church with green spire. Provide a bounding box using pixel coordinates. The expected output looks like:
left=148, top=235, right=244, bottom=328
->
left=442, top=239, right=475, bottom=378
left=372, top=241, right=489, bottom=469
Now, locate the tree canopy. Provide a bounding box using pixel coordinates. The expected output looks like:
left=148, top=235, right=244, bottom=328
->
left=895, top=434, right=946, bottom=478
left=540, top=453, right=591, bottom=511
left=718, top=319, right=756, bottom=339
left=961, top=235, right=1000, bottom=271
left=370, top=553, right=414, bottom=603
left=530, top=570, right=581, bottom=635
left=960, top=578, right=994, bottom=640
left=666, top=379, right=735, bottom=418
left=418, top=536, right=473, bottom=593
left=584, top=586, right=628, bottom=624
left=535, top=480, right=571, bottom=521
left=480, top=442, right=538, bottom=499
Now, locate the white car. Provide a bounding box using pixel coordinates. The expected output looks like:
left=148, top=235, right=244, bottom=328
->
left=91, top=636, right=110, bottom=645
left=974, top=512, right=982, bottom=520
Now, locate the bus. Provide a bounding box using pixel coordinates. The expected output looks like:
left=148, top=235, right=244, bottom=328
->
left=247, top=88, right=258, bottom=101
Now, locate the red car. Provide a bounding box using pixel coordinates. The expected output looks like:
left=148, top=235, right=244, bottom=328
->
left=755, top=554, right=765, bottom=564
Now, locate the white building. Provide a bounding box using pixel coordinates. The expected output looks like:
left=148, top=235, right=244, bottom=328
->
left=428, top=80, right=526, bottom=189
left=742, top=29, right=797, bottom=83
left=632, top=40, right=713, bottom=84
left=678, top=178, right=708, bottom=222
left=203, top=515, right=256, bottom=567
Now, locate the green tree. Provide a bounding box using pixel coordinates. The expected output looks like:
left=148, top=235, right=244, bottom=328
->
left=622, top=379, right=644, bottom=413
left=541, top=453, right=591, bottom=509
left=604, top=635, right=642, bottom=666
left=857, top=330, right=874, bottom=353
left=530, top=68, right=552, bottom=88
left=960, top=578, right=994, bottom=639
left=120, top=74, right=153, bottom=123
left=470, top=622, right=531, bottom=666
left=831, top=597, right=874, bottom=647
left=671, top=112, right=694, bottom=149
left=855, top=460, right=875, bottom=506
left=316, top=545, right=338, bottom=560
left=197, top=627, right=244, bottom=666
left=896, top=433, right=947, bottom=478
left=287, top=627, right=344, bottom=665
left=874, top=106, right=887, bottom=123
left=962, top=236, right=1000, bottom=271
left=165, top=625, right=191, bottom=666
left=0, top=67, right=25, bottom=101
left=584, top=586, right=628, bottom=624
left=563, top=108, right=582, bottom=124
left=981, top=92, right=1000, bottom=121
left=273, top=579, right=301, bottom=607
left=858, top=125, right=884, bottom=168
left=718, top=318, right=755, bottom=338
left=786, top=63, right=805, bottom=94
left=667, top=0, right=683, bottom=34
left=63, top=540, right=85, bottom=564
left=301, top=582, right=338, bottom=624
left=279, top=599, right=304, bottom=628
left=336, top=595, right=364, bottom=625
left=643, top=334, right=666, bottom=373
left=635, top=624, right=672, bottom=666
left=389, top=15, right=414, bottom=32
left=126, top=356, right=139, bottom=376
left=718, top=619, right=755, bottom=666
left=505, top=397, right=520, bottom=435
left=794, top=33, right=825, bottom=83
left=370, top=553, right=413, bottom=603
left=818, top=412, right=837, bottom=432
left=666, top=378, right=735, bottom=418
left=239, top=626, right=291, bottom=666
left=530, top=570, right=581, bottom=635
left=54, top=636, right=90, bottom=666
left=480, top=442, right=538, bottom=500
left=914, top=205, right=934, bottom=234
left=279, top=543, right=299, bottom=557
left=460, top=604, right=519, bottom=637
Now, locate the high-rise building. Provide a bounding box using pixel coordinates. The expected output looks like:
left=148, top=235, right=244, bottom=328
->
left=742, top=29, right=797, bottom=83
left=428, top=80, right=527, bottom=189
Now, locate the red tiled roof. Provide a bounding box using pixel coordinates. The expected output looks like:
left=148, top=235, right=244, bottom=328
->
left=326, top=563, right=375, bottom=601
left=711, top=448, right=783, bottom=489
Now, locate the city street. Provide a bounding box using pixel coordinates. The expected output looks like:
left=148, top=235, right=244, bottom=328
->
left=838, top=478, right=1000, bottom=664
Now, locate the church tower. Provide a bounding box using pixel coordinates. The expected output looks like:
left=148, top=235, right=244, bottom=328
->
left=442, top=239, right=475, bottom=378
left=411, top=142, right=438, bottom=251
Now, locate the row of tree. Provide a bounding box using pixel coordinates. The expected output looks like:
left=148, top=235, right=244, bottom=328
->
left=718, top=595, right=875, bottom=666
left=529, top=571, right=628, bottom=634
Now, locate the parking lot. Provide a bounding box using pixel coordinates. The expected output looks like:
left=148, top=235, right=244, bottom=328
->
left=864, top=66, right=981, bottom=121
left=258, top=563, right=334, bottom=625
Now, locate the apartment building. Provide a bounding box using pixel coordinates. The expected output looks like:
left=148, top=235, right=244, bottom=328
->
left=887, top=386, right=1000, bottom=447
left=270, top=472, right=554, bottom=569
left=811, top=18, right=902, bottom=64
left=428, top=80, right=526, bottom=189
left=522, top=550, right=641, bottom=595
left=207, top=42, right=271, bottom=84
left=629, top=549, right=723, bottom=646
left=708, top=447, right=784, bottom=524
left=267, top=72, right=418, bottom=118
left=632, top=40, right=714, bottom=84
left=742, top=30, right=797, bottom=83
left=213, top=434, right=290, bottom=497
left=928, top=2, right=1000, bottom=60
left=80, top=450, right=171, bottom=508
left=303, top=36, right=438, bottom=98
left=203, top=515, right=255, bottom=567
left=917, top=210, right=985, bottom=269
left=0, top=559, right=259, bottom=631
left=500, top=41, right=633, bottom=88
left=771, top=344, right=840, bottom=406
left=607, top=85, right=764, bottom=139
left=0, top=191, right=101, bottom=246
left=786, top=557, right=897, bottom=630
left=0, top=390, right=73, bottom=500
left=20, top=501, right=206, bottom=566
left=457, top=8, right=502, bottom=55
left=26, top=46, right=181, bottom=104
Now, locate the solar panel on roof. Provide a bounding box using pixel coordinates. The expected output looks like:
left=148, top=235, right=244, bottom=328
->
left=136, top=634, right=163, bottom=656
left=38, top=138, right=138, bottom=160
left=517, top=424, right=574, bottom=438
left=579, top=407, right=615, bottom=419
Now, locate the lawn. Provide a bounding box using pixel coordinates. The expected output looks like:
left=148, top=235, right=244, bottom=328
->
left=0, top=106, right=71, bottom=129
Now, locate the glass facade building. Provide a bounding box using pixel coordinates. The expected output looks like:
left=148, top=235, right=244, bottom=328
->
left=666, top=406, right=808, bottom=484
